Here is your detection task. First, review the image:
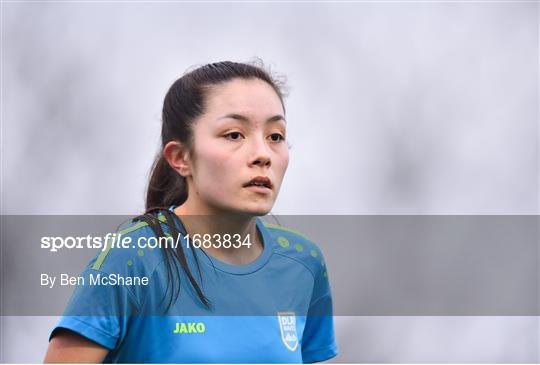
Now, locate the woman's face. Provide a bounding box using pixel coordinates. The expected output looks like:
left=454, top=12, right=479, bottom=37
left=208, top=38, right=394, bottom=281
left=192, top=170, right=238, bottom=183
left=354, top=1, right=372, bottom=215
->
left=186, top=78, right=289, bottom=216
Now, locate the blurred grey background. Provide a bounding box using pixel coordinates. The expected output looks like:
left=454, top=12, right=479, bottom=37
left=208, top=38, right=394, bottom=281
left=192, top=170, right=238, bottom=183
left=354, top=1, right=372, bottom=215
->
left=1, top=1, right=538, bottom=363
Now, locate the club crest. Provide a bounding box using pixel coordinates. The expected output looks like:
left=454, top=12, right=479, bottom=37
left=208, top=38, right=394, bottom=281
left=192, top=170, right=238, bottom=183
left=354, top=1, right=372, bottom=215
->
left=277, top=312, right=298, bottom=351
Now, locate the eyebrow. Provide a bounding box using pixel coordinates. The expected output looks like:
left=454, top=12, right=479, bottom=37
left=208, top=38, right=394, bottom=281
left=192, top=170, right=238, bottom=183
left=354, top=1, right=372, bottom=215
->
left=217, top=113, right=286, bottom=124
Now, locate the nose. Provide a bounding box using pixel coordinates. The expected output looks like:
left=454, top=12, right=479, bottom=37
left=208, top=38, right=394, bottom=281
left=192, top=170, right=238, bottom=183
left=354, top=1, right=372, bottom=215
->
left=249, top=135, right=271, bottom=168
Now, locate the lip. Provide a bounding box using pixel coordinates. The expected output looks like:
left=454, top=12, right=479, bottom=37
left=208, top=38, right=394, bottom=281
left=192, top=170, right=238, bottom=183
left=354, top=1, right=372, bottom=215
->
left=243, top=176, right=273, bottom=189
left=243, top=176, right=273, bottom=194
left=244, top=185, right=272, bottom=195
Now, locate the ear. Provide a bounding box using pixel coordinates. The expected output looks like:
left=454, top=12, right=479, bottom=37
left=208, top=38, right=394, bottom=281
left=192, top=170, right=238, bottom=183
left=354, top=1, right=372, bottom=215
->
left=163, top=141, right=192, bottom=177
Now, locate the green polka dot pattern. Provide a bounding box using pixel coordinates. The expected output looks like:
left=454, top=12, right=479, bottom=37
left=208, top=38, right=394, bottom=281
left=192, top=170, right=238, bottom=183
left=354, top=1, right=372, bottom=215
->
left=277, top=236, right=290, bottom=248
left=127, top=259, right=133, bottom=266
left=323, top=271, right=328, bottom=277
left=137, top=249, right=144, bottom=257
left=310, top=249, right=318, bottom=257
left=294, top=243, right=303, bottom=252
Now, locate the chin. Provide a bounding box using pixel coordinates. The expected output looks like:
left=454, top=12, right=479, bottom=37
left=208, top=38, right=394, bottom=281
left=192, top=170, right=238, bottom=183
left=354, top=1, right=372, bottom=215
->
left=252, top=208, right=271, bottom=216
left=241, top=204, right=273, bottom=217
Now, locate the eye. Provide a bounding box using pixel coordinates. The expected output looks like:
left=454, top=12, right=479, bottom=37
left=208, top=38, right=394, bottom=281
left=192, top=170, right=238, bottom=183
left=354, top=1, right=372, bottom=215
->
left=269, top=133, right=285, bottom=142
left=224, top=132, right=244, bottom=141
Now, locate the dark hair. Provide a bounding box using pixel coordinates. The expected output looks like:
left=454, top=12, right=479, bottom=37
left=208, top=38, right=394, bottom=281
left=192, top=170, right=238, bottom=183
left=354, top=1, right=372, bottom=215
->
left=136, top=60, right=288, bottom=311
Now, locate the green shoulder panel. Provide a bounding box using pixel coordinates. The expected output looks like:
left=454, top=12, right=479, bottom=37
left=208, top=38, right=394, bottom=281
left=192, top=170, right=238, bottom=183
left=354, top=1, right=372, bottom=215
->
left=92, top=214, right=168, bottom=270
left=263, top=223, right=327, bottom=276
left=263, top=223, right=311, bottom=240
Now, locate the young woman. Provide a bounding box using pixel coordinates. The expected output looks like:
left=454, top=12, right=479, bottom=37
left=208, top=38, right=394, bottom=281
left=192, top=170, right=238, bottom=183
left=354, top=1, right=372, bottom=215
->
left=44, top=61, right=337, bottom=363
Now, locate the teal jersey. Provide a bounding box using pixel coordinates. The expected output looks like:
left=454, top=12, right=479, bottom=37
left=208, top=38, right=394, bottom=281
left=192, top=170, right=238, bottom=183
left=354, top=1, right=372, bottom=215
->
left=49, top=207, right=337, bottom=363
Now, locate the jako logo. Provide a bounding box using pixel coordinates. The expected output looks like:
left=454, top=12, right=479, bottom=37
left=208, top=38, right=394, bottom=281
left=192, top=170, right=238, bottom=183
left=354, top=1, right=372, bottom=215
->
left=173, top=322, right=206, bottom=334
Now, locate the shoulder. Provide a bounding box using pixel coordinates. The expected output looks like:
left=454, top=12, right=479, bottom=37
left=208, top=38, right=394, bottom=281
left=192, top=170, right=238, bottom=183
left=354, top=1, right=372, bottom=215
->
left=88, top=216, right=169, bottom=275
left=263, top=222, right=328, bottom=279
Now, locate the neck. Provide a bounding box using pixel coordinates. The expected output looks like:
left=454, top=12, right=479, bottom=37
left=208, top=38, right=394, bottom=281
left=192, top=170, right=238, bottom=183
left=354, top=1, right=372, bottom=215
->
left=173, top=200, right=264, bottom=265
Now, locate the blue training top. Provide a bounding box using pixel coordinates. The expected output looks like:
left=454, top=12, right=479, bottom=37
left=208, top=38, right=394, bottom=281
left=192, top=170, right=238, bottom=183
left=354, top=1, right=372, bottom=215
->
left=49, top=207, right=338, bottom=363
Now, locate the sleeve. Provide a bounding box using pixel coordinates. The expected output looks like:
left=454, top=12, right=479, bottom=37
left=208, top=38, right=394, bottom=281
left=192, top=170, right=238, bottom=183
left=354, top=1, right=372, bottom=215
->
left=301, top=263, right=338, bottom=363
left=48, top=267, right=138, bottom=350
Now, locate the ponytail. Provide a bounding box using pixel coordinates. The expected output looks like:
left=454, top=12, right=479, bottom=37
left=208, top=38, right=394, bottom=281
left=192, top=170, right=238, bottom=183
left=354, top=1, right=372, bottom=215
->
left=143, top=153, right=211, bottom=312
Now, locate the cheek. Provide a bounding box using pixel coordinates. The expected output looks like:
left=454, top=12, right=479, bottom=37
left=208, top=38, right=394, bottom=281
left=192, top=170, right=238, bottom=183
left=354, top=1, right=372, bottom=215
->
left=273, top=150, right=289, bottom=190
left=276, top=150, right=290, bottom=176
left=194, top=146, right=239, bottom=187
